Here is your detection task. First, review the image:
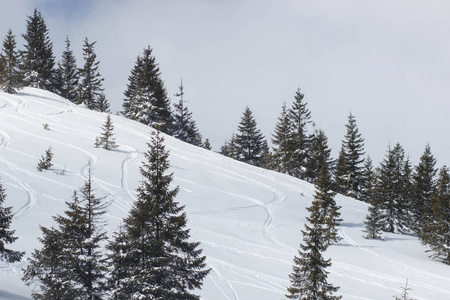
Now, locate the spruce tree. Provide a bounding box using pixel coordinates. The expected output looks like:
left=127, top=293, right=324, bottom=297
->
left=412, top=144, right=437, bottom=233
left=341, top=113, right=365, bottom=199
left=286, top=165, right=341, bottom=299
left=0, top=29, right=21, bottom=94
left=20, top=9, right=56, bottom=91
left=37, top=146, right=54, bottom=171
left=305, top=129, right=333, bottom=183
left=422, top=166, right=450, bottom=264
left=23, top=167, right=109, bottom=299
left=94, top=114, right=118, bottom=150
left=203, top=138, right=212, bottom=150
left=333, top=146, right=348, bottom=195
left=272, top=102, right=293, bottom=174
left=122, top=46, right=173, bottom=134
left=78, top=37, right=107, bottom=111
left=173, top=80, right=202, bottom=146
left=0, top=178, right=24, bottom=263
left=96, top=93, right=110, bottom=113
left=359, top=156, right=375, bottom=203
left=108, top=130, right=210, bottom=299
left=235, top=106, right=266, bottom=166
left=288, top=88, right=312, bottom=179
left=220, top=134, right=238, bottom=160
left=57, top=36, right=79, bottom=102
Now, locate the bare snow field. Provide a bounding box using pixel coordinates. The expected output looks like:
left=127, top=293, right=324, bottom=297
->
left=0, top=88, right=449, bottom=299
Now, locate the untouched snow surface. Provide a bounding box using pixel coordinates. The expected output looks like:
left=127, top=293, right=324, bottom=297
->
left=0, top=88, right=450, bottom=299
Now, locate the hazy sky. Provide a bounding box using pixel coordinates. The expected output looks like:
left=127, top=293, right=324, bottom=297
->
left=2, top=0, right=450, bottom=167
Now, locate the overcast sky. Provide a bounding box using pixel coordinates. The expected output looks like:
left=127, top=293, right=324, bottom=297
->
left=2, top=0, right=450, bottom=167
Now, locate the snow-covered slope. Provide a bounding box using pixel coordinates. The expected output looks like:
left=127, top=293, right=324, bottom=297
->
left=0, top=88, right=449, bottom=300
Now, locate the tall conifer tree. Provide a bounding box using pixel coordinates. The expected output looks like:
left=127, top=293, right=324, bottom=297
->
left=21, top=9, right=56, bottom=91
left=272, top=102, right=293, bottom=174
left=0, top=29, right=21, bottom=93
left=235, top=106, right=266, bottom=166
left=57, top=37, right=79, bottom=102
left=108, top=130, right=209, bottom=299
left=78, top=37, right=107, bottom=111
left=0, top=178, right=24, bottom=263
left=305, top=129, right=333, bottom=183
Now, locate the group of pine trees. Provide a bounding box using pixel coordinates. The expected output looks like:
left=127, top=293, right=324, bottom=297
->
left=0, top=9, right=109, bottom=112
left=21, top=130, right=210, bottom=299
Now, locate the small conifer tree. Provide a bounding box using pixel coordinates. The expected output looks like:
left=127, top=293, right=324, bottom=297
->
left=363, top=197, right=384, bottom=240
left=37, top=146, right=54, bottom=171
left=235, top=106, right=266, bottom=166
left=0, top=178, right=25, bottom=263
left=0, top=29, right=22, bottom=93
left=94, top=114, right=117, bottom=150
left=57, top=36, right=79, bottom=102
left=203, top=138, right=212, bottom=150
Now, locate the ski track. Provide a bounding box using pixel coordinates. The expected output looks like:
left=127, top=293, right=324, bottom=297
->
left=120, top=150, right=138, bottom=204
left=0, top=130, right=12, bottom=149
left=208, top=261, right=240, bottom=300
left=0, top=170, right=37, bottom=219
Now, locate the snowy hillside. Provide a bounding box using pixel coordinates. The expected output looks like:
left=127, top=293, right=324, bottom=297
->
left=0, top=88, right=449, bottom=299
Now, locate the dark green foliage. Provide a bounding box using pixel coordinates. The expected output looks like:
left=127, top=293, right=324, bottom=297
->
left=422, top=166, right=450, bottom=264
left=220, top=134, right=239, bottom=160
left=23, top=168, right=109, bottom=299
left=94, top=114, right=117, bottom=150
left=359, top=156, right=376, bottom=203
left=305, top=129, right=333, bottom=183
left=203, top=138, right=212, bottom=150
left=375, top=143, right=410, bottom=233
left=363, top=192, right=384, bottom=240
left=272, top=102, right=293, bottom=174
left=78, top=37, right=106, bottom=111
left=108, top=130, right=210, bottom=299
left=173, top=80, right=202, bottom=146
left=0, top=29, right=22, bottom=93
left=234, top=106, right=266, bottom=166
left=288, top=88, right=312, bottom=179
left=37, top=146, right=53, bottom=171
left=286, top=164, right=341, bottom=299
left=337, top=113, right=365, bottom=199
left=96, top=93, right=110, bottom=113
left=333, top=146, right=347, bottom=195
left=0, top=178, right=24, bottom=263
left=412, top=144, right=437, bottom=233
left=122, top=46, right=173, bottom=134
left=20, top=9, right=56, bottom=91
left=56, top=37, right=79, bottom=102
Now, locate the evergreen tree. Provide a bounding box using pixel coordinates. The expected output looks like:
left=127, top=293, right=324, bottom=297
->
left=333, top=146, right=348, bottom=195
left=341, top=113, right=365, bottom=199
left=220, top=134, right=238, bottom=160
left=286, top=165, right=341, bottom=299
left=108, top=130, right=210, bottom=299
left=122, top=46, right=173, bottom=134
left=37, top=146, right=54, bottom=171
left=20, top=9, right=56, bottom=91
left=305, top=129, right=333, bottom=183
left=57, top=36, right=79, bottom=102
left=0, top=178, right=24, bottom=263
left=272, top=102, right=293, bottom=174
left=393, top=279, right=416, bottom=300
left=0, top=29, right=21, bottom=93
left=23, top=168, right=108, bottom=299
left=422, top=166, right=450, bottom=264
left=359, top=156, right=376, bottom=203
left=96, top=93, right=110, bottom=113
left=412, top=144, right=437, bottom=233
left=94, top=114, right=118, bottom=150
left=258, top=139, right=272, bottom=169
left=235, top=106, right=266, bottom=166
left=203, top=138, right=212, bottom=150
left=78, top=37, right=107, bottom=111
left=288, top=88, right=312, bottom=179
left=173, top=80, right=202, bottom=146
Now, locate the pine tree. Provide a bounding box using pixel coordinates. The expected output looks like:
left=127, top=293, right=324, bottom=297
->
left=203, top=138, right=212, bottom=150
left=393, top=279, right=416, bottom=300
left=272, top=102, right=293, bottom=174
left=305, top=129, right=333, bottom=183
left=78, top=37, right=106, bottom=111
left=333, top=146, right=348, bottom=195
left=288, top=88, right=312, bottom=179
left=220, top=134, right=238, bottom=160
left=412, top=144, right=437, bottom=234
left=0, top=29, right=22, bottom=94
left=94, top=114, right=118, bottom=150
left=359, top=156, right=375, bottom=203
left=108, top=130, right=210, bottom=299
left=173, top=80, right=202, bottom=146
left=235, top=106, right=266, bottom=166
left=422, top=166, right=450, bottom=264
left=258, top=139, right=272, bottom=169
left=0, top=178, right=24, bottom=263
left=341, top=113, right=365, bottom=199
left=20, top=9, right=56, bottom=91
left=23, top=167, right=109, bottom=299
left=37, top=146, right=54, bottom=171
left=122, top=46, right=173, bottom=134
left=96, top=93, right=110, bottom=113
left=363, top=176, right=384, bottom=240
left=286, top=165, right=341, bottom=299
left=57, top=36, right=79, bottom=102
